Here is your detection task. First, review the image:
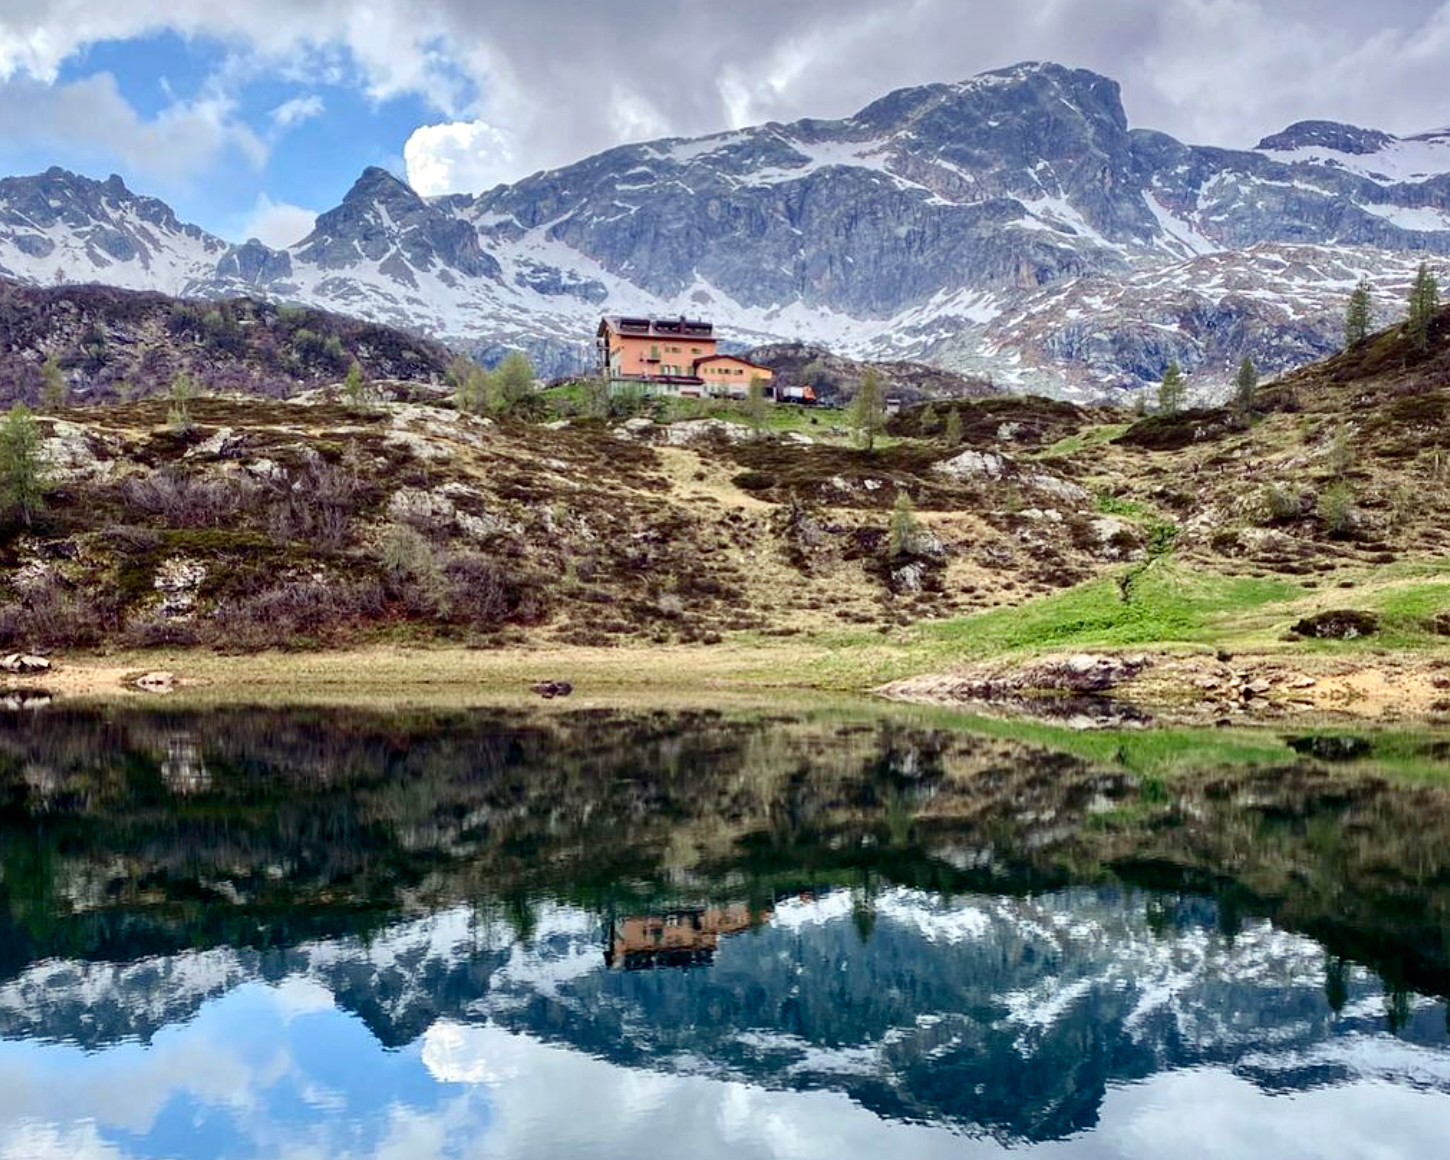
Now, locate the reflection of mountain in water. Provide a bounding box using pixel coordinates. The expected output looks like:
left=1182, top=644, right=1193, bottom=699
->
left=0, top=886, right=1445, bottom=1146
left=0, top=704, right=1448, bottom=1144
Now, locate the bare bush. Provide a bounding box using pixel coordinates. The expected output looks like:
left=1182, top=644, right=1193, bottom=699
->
left=121, top=614, right=201, bottom=649
left=120, top=469, right=261, bottom=528
left=209, top=577, right=386, bottom=650
left=266, top=460, right=365, bottom=550
left=440, top=552, right=547, bottom=627
left=0, top=575, right=115, bottom=649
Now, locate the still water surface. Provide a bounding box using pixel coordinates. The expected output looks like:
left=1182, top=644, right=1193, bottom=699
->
left=0, top=704, right=1447, bottom=1158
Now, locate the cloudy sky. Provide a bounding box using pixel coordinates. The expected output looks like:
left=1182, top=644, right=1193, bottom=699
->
left=1, top=0, right=1448, bottom=246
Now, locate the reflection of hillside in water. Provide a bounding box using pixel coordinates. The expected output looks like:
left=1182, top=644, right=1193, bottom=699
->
left=0, top=704, right=1446, bottom=1146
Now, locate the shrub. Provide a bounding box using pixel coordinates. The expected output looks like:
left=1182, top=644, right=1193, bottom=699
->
left=1258, top=484, right=1301, bottom=524
left=492, top=351, right=536, bottom=412
left=265, top=460, right=364, bottom=550
left=1318, top=481, right=1356, bottom=539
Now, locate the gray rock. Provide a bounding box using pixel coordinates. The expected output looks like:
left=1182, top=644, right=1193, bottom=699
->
left=933, top=449, right=1009, bottom=481
left=0, top=654, right=50, bottom=674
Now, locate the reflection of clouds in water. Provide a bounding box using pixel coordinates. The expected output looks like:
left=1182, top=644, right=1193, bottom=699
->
left=420, top=1021, right=1450, bottom=1160
left=1105, top=1069, right=1450, bottom=1160
left=0, top=982, right=486, bottom=1160
left=422, top=1020, right=986, bottom=1160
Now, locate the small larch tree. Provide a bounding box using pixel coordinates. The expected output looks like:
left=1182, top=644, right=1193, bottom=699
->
left=943, top=407, right=963, bottom=446
left=745, top=375, right=769, bottom=436
left=581, top=376, right=610, bottom=419
left=0, top=403, right=48, bottom=527
left=1344, top=280, right=1372, bottom=348
left=1157, top=362, right=1186, bottom=415
left=1408, top=262, right=1441, bottom=351
left=888, top=491, right=922, bottom=559
left=1233, top=356, right=1258, bottom=417
left=39, top=355, right=67, bottom=411
left=167, top=370, right=197, bottom=432
left=851, top=368, right=886, bottom=452
left=341, top=361, right=371, bottom=410
left=918, top=402, right=939, bottom=435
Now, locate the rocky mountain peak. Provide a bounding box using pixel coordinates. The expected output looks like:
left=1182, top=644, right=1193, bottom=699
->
left=341, top=165, right=425, bottom=211
left=294, top=164, right=499, bottom=283
left=1255, top=120, right=1396, bottom=155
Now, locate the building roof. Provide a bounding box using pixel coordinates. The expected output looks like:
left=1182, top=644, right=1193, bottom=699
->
left=599, top=315, right=716, bottom=340
left=694, top=353, right=774, bottom=373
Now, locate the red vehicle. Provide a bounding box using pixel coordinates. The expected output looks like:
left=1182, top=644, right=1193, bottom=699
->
left=773, top=385, right=818, bottom=405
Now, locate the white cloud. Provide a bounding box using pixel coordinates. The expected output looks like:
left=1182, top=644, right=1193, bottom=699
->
left=6, top=0, right=1450, bottom=197
left=270, top=92, right=324, bottom=130
left=403, top=119, right=516, bottom=196
left=239, top=192, right=317, bottom=246
left=0, top=71, right=265, bottom=183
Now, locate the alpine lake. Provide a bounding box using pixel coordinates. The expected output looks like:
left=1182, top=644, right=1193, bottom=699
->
left=1, top=695, right=1448, bottom=1159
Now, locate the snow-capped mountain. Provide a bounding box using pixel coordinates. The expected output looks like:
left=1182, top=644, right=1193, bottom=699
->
left=1, top=890, right=1443, bottom=1145
left=3, top=62, right=1450, bottom=395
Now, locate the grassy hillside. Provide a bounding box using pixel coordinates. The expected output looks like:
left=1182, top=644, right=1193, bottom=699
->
left=6, top=306, right=1450, bottom=702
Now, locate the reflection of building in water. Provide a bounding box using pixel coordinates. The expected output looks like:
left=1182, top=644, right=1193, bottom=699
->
left=605, top=902, right=771, bottom=970
left=161, top=735, right=211, bottom=795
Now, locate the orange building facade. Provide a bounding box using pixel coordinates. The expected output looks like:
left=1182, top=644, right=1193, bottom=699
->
left=597, top=316, right=774, bottom=398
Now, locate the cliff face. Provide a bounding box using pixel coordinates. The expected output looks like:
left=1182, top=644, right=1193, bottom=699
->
left=2, top=63, right=1450, bottom=393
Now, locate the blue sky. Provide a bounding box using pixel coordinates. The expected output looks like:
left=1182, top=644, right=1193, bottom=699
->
left=0, top=32, right=441, bottom=245
left=0, top=2, right=1447, bottom=248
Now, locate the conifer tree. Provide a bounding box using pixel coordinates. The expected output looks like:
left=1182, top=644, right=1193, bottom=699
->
left=1408, top=263, right=1441, bottom=351
left=1344, top=280, right=1372, bottom=348
left=888, top=491, right=922, bottom=559
left=1157, top=362, right=1186, bottom=414
left=851, top=368, right=886, bottom=452
left=918, top=401, right=939, bottom=435
left=943, top=407, right=963, bottom=447
left=0, top=403, right=48, bottom=526
left=341, top=361, right=370, bottom=410
left=1233, top=356, right=1258, bottom=417
left=39, top=355, right=66, bottom=411
left=167, top=370, right=197, bottom=432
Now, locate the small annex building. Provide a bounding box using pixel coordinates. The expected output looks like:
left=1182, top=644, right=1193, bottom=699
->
left=596, top=316, right=774, bottom=398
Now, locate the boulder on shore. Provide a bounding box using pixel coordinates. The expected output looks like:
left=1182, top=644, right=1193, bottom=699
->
left=530, top=680, right=573, bottom=699
left=0, top=654, right=50, bottom=674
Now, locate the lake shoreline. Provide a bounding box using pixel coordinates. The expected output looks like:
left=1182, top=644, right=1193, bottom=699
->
left=11, top=641, right=1450, bottom=726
